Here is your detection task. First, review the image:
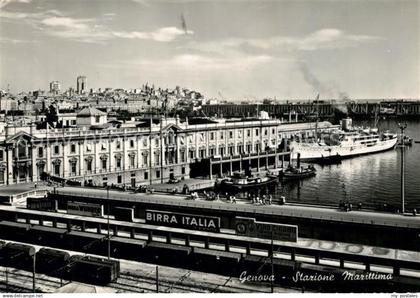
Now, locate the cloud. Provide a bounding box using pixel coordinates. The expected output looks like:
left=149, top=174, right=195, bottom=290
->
left=0, top=36, right=35, bottom=44
left=41, top=17, right=91, bottom=30
left=113, top=27, right=193, bottom=42
left=0, top=0, right=31, bottom=9
left=184, top=28, right=382, bottom=57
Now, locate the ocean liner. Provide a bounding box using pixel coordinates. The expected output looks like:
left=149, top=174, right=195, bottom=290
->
left=290, top=118, right=398, bottom=161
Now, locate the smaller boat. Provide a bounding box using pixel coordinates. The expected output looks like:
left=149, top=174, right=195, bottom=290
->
left=280, top=165, right=317, bottom=180
left=219, top=172, right=278, bottom=191
left=398, top=135, right=413, bottom=146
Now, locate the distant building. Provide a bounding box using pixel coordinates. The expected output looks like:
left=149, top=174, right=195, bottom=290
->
left=49, top=81, right=60, bottom=94
left=76, top=76, right=87, bottom=94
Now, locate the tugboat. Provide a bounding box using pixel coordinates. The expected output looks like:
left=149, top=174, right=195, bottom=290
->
left=219, top=172, right=278, bottom=191
left=398, top=135, right=413, bottom=146
left=281, top=165, right=316, bottom=180
left=280, top=152, right=317, bottom=180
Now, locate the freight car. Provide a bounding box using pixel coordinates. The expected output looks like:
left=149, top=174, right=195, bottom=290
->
left=64, top=255, right=120, bottom=285
left=35, top=248, right=70, bottom=277
left=0, top=242, right=35, bottom=271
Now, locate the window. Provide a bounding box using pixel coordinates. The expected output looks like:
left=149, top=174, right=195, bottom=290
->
left=237, top=145, right=243, bottom=154
left=102, top=159, right=107, bottom=170
left=86, top=159, right=92, bottom=171
left=144, top=172, right=148, bottom=180
left=229, top=131, right=233, bottom=139
left=210, top=132, right=214, bottom=140
left=219, top=147, right=225, bottom=155
left=70, top=144, right=76, bottom=153
left=86, top=144, right=92, bottom=152
left=155, top=152, right=160, bottom=165
left=156, top=170, right=160, bottom=179
left=0, top=150, right=4, bottom=161
left=264, top=129, right=268, bottom=136
left=101, top=143, right=106, bottom=151
left=116, top=157, right=122, bottom=169
left=209, top=148, right=215, bottom=156
left=199, top=149, right=205, bottom=158
left=255, top=129, right=259, bottom=136
left=38, top=147, right=43, bottom=158
left=142, top=154, right=148, bottom=166
left=130, top=140, right=135, bottom=148
left=247, top=144, right=252, bottom=152
left=117, top=175, right=122, bottom=184
left=180, top=150, right=186, bottom=163
left=54, top=145, right=59, bottom=155
left=54, top=164, right=60, bottom=176
left=272, top=128, right=275, bottom=134
left=130, top=155, right=135, bottom=167
left=95, top=115, right=100, bottom=123
left=155, top=139, right=159, bottom=146
left=181, top=167, right=185, bottom=175
left=220, top=131, right=224, bottom=139
left=116, top=141, right=121, bottom=150
left=247, top=129, right=251, bottom=137
left=189, top=150, right=195, bottom=159
left=71, top=162, right=77, bottom=174
left=229, top=146, right=234, bottom=155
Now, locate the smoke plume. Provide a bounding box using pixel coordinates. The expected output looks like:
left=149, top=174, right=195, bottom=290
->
left=299, top=61, right=349, bottom=114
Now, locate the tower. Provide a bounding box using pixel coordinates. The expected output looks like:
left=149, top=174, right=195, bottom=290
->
left=77, top=76, right=87, bottom=94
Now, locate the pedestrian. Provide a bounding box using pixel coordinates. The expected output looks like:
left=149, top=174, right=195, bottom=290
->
left=232, top=196, right=237, bottom=204
left=269, top=194, right=272, bottom=205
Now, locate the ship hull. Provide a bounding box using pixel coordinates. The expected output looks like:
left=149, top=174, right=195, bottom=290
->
left=290, top=137, right=398, bottom=161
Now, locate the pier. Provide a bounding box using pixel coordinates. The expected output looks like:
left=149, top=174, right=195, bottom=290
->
left=202, top=100, right=420, bottom=119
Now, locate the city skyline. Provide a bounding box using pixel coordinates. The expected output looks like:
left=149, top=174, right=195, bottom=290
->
left=0, top=0, right=419, bottom=100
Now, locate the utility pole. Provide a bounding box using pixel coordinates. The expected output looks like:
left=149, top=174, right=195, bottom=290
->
left=398, top=122, right=407, bottom=214
left=107, top=186, right=110, bottom=260
left=32, top=253, right=36, bottom=293
left=156, top=265, right=159, bottom=293
left=5, top=267, right=8, bottom=292
left=271, top=229, right=274, bottom=293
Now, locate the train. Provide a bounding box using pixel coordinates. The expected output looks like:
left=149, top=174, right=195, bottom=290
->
left=0, top=241, right=120, bottom=286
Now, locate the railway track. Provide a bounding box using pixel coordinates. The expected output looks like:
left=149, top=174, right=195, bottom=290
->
left=110, top=270, right=271, bottom=293
left=0, top=268, right=65, bottom=293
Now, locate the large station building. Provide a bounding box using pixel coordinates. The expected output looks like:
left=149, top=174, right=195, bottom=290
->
left=0, top=108, right=335, bottom=186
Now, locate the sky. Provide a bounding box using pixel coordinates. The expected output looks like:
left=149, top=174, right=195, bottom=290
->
left=0, top=0, right=419, bottom=100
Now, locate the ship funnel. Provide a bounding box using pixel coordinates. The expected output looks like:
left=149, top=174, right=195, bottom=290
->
left=297, top=153, right=301, bottom=168
left=341, top=118, right=352, bottom=131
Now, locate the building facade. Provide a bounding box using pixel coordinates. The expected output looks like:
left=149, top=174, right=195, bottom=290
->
left=76, top=76, right=87, bottom=94
left=49, top=81, right=61, bottom=94
left=0, top=116, right=335, bottom=187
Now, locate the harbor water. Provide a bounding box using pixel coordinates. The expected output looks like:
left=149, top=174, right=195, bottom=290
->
left=275, top=119, right=420, bottom=211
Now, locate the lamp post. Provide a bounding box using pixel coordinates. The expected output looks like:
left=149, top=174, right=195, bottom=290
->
left=398, top=122, right=407, bottom=214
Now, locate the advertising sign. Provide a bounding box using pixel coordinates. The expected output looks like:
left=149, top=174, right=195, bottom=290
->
left=67, top=201, right=104, bottom=217
left=235, top=216, right=298, bottom=242
left=145, top=209, right=220, bottom=232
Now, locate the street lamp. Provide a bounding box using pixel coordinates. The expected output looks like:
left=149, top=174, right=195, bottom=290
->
left=398, top=122, right=407, bottom=214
